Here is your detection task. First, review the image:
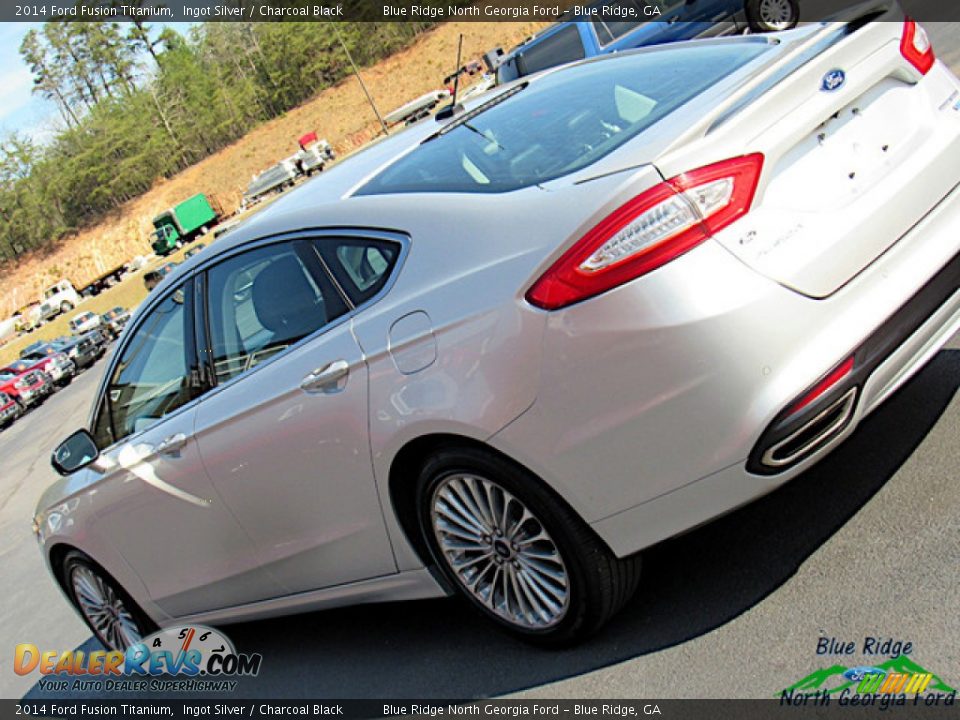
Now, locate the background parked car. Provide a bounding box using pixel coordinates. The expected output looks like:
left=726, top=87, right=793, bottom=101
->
left=83, top=328, right=110, bottom=354
left=68, top=311, right=102, bottom=336
left=144, top=261, right=179, bottom=292
left=493, top=0, right=798, bottom=84
left=19, top=340, right=52, bottom=359
left=0, top=392, right=20, bottom=429
left=4, top=353, right=75, bottom=388
left=100, top=307, right=131, bottom=340
left=0, top=366, right=52, bottom=409
left=183, top=244, right=206, bottom=260
left=48, top=336, right=101, bottom=371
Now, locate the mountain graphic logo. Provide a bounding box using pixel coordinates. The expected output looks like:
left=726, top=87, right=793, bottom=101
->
left=780, top=655, right=957, bottom=697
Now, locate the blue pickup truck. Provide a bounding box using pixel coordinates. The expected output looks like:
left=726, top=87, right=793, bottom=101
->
left=494, top=0, right=799, bottom=83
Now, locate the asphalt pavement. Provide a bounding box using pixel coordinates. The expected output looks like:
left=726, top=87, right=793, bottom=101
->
left=2, top=22, right=959, bottom=701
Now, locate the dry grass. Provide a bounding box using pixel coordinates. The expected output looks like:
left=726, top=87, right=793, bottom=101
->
left=0, top=242, right=206, bottom=366
left=0, top=21, right=545, bottom=321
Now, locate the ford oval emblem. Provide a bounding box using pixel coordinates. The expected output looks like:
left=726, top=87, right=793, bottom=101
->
left=843, top=666, right=885, bottom=682
left=821, top=69, right=846, bottom=92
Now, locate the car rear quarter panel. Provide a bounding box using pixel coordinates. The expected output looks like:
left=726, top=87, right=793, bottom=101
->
left=345, top=198, right=556, bottom=570
left=308, top=177, right=654, bottom=568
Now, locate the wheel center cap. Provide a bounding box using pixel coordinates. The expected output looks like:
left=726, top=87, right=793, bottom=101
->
left=493, top=539, right=512, bottom=559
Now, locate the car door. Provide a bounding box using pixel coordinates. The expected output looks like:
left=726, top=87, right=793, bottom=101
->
left=591, top=1, right=685, bottom=51
left=88, top=280, right=283, bottom=618
left=677, top=0, right=742, bottom=37
left=192, top=235, right=399, bottom=595
left=515, top=24, right=587, bottom=77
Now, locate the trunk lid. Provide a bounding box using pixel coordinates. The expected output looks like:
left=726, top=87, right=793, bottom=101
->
left=657, top=21, right=960, bottom=298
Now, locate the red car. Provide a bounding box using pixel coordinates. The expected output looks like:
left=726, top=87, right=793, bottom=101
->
left=0, top=364, right=53, bottom=408
left=7, top=352, right=76, bottom=387
left=0, top=392, right=20, bottom=428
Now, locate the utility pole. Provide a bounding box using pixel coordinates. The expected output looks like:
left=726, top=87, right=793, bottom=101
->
left=334, top=26, right=389, bottom=136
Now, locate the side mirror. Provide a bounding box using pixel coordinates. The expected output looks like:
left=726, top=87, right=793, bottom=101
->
left=51, top=429, right=99, bottom=476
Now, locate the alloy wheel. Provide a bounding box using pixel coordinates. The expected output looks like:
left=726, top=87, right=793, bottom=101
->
left=70, top=565, right=143, bottom=650
left=758, top=0, right=795, bottom=30
left=430, top=474, right=570, bottom=629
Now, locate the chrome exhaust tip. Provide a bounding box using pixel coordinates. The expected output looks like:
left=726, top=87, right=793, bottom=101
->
left=760, top=387, right=858, bottom=469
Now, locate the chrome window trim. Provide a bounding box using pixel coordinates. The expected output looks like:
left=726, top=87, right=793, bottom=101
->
left=88, top=277, right=201, bottom=454
left=89, top=228, right=408, bottom=441
left=191, top=228, right=409, bottom=402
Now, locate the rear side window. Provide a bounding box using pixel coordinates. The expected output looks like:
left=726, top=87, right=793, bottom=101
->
left=205, top=241, right=349, bottom=384
left=312, top=238, right=400, bottom=307
left=592, top=19, right=644, bottom=45
left=516, top=24, right=586, bottom=77
left=359, top=42, right=770, bottom=195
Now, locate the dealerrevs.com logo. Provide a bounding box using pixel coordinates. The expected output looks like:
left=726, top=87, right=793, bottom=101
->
left=15, top=625, right=262, bottom=693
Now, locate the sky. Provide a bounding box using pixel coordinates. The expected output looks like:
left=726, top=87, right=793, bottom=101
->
left=0, top=21, right=194, bottom=143
left=0, top=23, right=52, bottom=141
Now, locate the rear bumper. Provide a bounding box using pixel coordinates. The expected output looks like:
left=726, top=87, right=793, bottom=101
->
left=19, top=386, right=45, bottom=405
left=747, top=248, right=960, bottom=474
left=491, top=160, right=960, bottom=558
left=592, top=281, right=960, bottom=557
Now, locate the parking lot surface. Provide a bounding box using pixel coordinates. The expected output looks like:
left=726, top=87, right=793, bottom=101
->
left=2, top=23, right=959, bottom=700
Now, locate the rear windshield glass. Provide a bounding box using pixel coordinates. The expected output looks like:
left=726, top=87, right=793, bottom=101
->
left=359, top=42, right=769, bottom=195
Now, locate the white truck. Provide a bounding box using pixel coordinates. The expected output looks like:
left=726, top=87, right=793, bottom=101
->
left=292, top=132, right=336, bottom=175
left=37, top=281, right=81, bottom=323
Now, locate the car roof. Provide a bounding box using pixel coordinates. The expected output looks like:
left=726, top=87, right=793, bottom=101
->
left=147, top=30, right=810, bottom=298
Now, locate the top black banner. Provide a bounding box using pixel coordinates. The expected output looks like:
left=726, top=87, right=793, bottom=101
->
left=0, top=0, right=953, bottom=23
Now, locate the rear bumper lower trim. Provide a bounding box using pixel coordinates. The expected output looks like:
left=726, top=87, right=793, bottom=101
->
left=748, top=248, right=960, bottom=474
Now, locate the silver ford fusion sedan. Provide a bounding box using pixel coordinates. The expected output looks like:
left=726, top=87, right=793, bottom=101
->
left=38, top=17, right=960, bottom=648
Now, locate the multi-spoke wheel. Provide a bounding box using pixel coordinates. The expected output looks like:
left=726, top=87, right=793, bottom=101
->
left=417, top=447, right=641, bottom=645
left=745, top=0, right=799, bottom=33
left=431, top=474, right=570, bottom=629
left=63, top=552, right=155, bottom=651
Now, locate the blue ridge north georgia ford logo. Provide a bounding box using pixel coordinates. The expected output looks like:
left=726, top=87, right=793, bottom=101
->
left=821, top=68, right=847, bottom=92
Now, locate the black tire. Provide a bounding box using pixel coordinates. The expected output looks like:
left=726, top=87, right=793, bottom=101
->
left=62, top=551, right=156, bottom=651
left=60, top=301, right=74, bottom=313
left=416, top=446, right=641, bottom=646
left=745, top=0, right=799, bottom=32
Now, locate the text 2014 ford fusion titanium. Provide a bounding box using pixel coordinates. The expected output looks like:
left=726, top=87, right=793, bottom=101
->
left=37, top=18, right=960, bottom=648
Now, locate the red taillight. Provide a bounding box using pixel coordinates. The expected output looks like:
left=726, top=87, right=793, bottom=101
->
left=525, top=154, right=764, bottom=310
left=788, top=355, right=855, bottom=415
left=900, top=19, right=935, bottom=75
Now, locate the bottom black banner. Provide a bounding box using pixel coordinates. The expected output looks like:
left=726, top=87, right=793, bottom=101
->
left=5, top=698, right=960, bottom=720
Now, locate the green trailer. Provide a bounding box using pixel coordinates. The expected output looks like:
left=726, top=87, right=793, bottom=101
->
left=150, top=193, right=219, bottom=256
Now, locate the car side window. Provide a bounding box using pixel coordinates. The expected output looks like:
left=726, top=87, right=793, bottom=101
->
left=205, top=241, right=349, bottom=384
left=517, top=24, right=586, bottom=77
left=313, top=237, right=400, bottom=307
left=92, top=284, right=199, bottom=448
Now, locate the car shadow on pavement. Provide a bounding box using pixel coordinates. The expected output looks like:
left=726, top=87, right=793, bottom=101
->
left=23, top=349, right=960, bottom=701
